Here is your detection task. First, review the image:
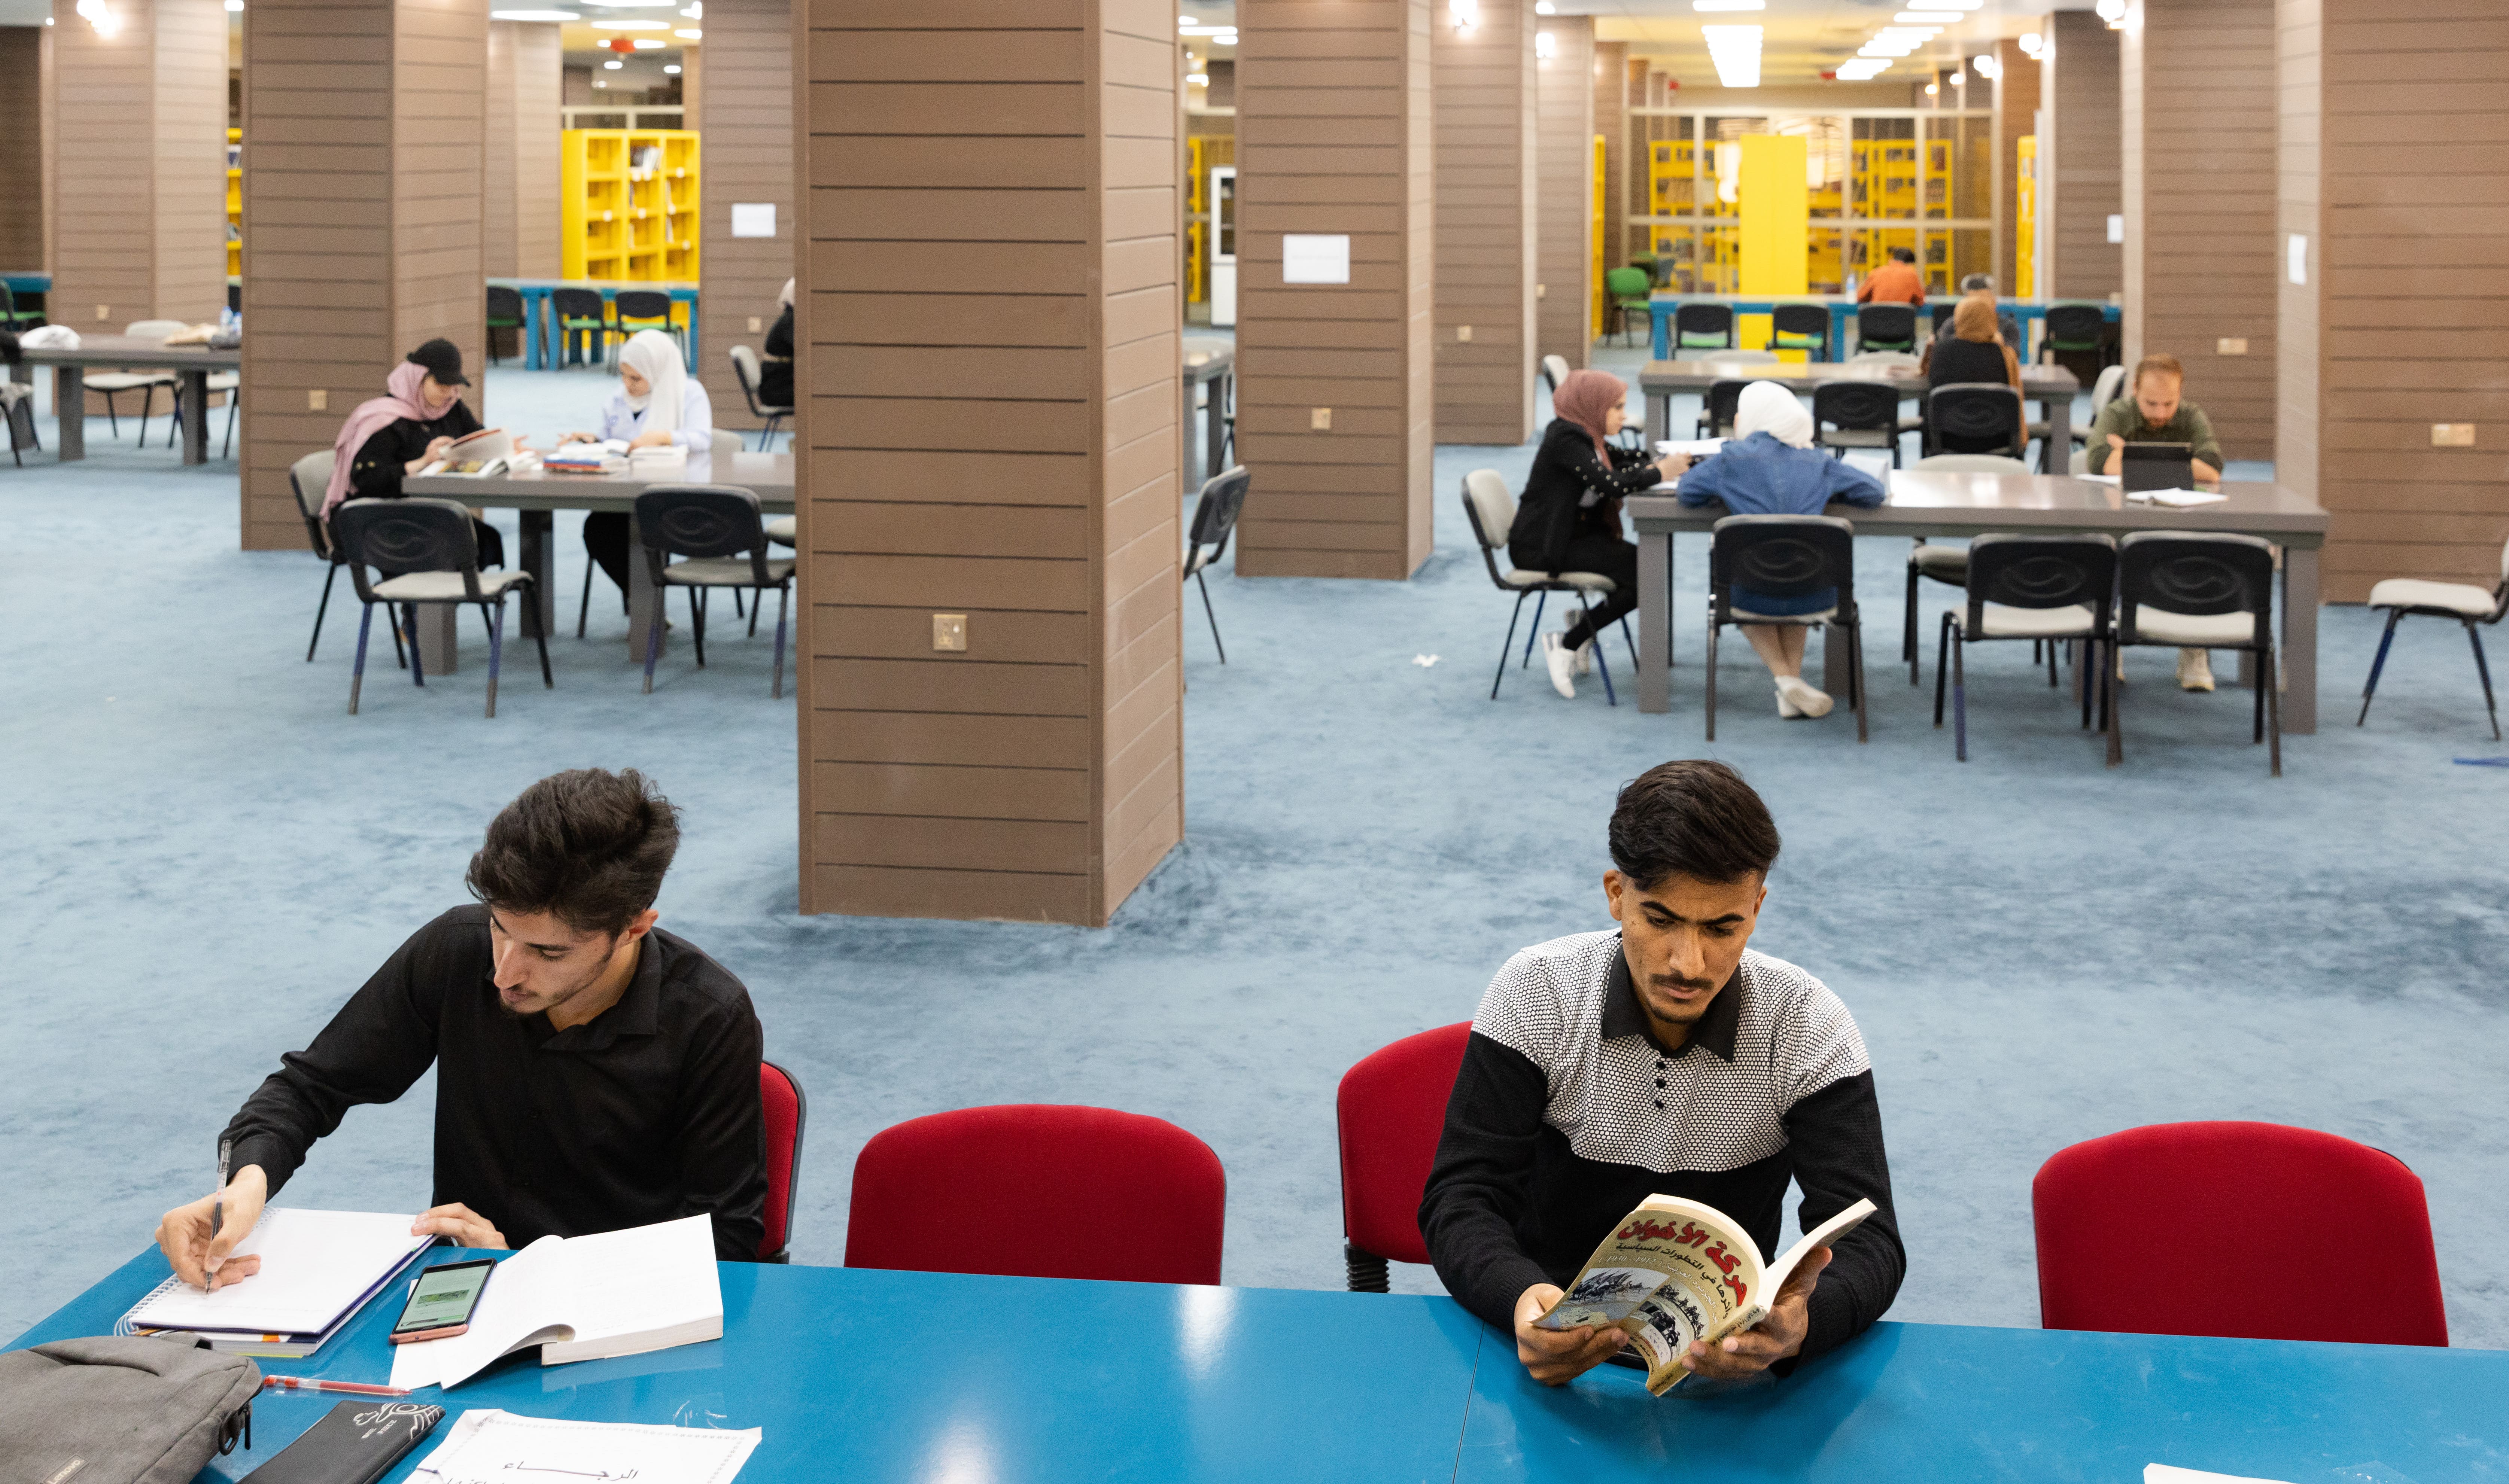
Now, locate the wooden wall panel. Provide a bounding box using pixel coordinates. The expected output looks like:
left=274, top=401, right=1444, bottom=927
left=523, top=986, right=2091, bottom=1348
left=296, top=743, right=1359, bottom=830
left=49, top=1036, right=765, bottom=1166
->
left=0, top=28, right=46, bottom=271
left=1533, top=16, right=1591, bottom=374
left=483, top=21, right=561, bottom=280
left=49, top=0, right=226, bottom=333
left=2042, top=11, right=2121, bottom=303
left=2280, top=0, right=2509, bottom=598
left=485, top=20, right=515, bottom=278
left=239, top=0, right=485, bottom=552
left=796, top=0, right=1181, bottom=926
left=700, top=0, right=794, bottom=434
left=1235, top=0, right=1433, bottom=580
left=1991, top=39, right=2041, bottom=295
left=2122, top=0, right=2276, bottom=460
left=1433, top=0, right=1534, bottom=445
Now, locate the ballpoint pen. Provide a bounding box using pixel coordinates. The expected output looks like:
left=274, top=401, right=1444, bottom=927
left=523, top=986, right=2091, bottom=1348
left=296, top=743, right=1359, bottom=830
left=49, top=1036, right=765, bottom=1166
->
left=262, top=1377, right=414, bottom=1398
left=209, top=1136, right=232, bottom=1289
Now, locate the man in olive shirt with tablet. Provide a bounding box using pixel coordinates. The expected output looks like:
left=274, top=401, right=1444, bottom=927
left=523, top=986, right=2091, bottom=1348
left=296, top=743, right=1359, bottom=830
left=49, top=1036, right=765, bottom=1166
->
left=155, top=768, right=769, bottom=1288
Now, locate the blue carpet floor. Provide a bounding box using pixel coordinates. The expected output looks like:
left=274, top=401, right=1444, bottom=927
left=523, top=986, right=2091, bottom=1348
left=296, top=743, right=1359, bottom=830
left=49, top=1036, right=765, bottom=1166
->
left=5, top=356, right=2506, bottom=1350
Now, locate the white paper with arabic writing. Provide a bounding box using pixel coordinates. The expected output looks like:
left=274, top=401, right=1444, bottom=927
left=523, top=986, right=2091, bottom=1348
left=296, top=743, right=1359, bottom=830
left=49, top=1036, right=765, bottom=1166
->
left=411, top=1408, right=759, bottom=1484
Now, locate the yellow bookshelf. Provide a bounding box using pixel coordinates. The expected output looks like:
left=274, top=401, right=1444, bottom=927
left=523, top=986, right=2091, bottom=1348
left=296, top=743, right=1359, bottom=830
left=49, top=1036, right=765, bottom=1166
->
left=225, top=129, right=241, bottom=278
left=561, top=128, right=700, bottom=281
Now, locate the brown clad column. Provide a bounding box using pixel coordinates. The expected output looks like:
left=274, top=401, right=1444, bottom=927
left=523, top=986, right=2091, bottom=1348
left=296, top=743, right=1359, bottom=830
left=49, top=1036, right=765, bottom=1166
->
left=1534, top=13, right=1593, bottom=376
left=484, top=19, right=561, bottom=281
left=1234, top=0, right=1434, bottom=579
left=1433, top=0, right=1535, bottom=445
left=698, top=0, right=793, bottom=439
left=238, top=0, right=487, bottom=555
left=2038, top=13, right=2120, bottom=303
left=794, top=0, right=1183, bottom=925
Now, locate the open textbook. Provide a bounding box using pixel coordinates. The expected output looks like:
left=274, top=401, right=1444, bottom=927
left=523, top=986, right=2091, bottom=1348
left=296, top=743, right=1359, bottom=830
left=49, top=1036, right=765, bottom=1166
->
left=1532, top=1194, right=1876, bottom=1395
left=417, top=427, right=516, bottom=478
left=389, top=1214, right=723, bottom=1391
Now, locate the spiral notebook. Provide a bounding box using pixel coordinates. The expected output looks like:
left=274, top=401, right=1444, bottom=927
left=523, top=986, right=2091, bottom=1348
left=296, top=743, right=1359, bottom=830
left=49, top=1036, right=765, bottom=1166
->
left=120, top=1209, right=437, bottom=1357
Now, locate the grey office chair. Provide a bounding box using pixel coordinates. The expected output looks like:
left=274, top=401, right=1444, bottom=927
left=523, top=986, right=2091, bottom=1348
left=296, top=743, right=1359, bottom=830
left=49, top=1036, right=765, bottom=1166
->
left=332, top=497, right=548, bottom=717
left=635, top=484, right=796, bottom=698
left=83, top=320, right=185, bottom=444
left=1184, top=465, right=1251, bottom=662
left=1461, top=469, right=1634, bottom=705
left=1900, top=453, right=2038, bottom=683
left=729, top=344, right=792, bottom=450
left=1934, top=534, right=2117, bottom=760
left=1705, top=514, right=1869, bottom=743
left=2357, top=534, right=2509, bottom=740
left=2113, top=532, right=2281, bottom=776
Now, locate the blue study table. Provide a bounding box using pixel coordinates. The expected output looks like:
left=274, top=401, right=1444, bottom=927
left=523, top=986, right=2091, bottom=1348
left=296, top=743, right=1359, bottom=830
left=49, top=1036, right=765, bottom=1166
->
left=489, top=277, right=701, bottom=372
left=14, top=1247, right=2509, bottom=1483
left=1647, top=293, right=2121, bottom=363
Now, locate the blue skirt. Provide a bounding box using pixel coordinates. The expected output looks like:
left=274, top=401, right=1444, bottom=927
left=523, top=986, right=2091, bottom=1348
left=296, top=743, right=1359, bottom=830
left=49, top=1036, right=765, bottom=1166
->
left=1731, top=585, right=1837, bottom=617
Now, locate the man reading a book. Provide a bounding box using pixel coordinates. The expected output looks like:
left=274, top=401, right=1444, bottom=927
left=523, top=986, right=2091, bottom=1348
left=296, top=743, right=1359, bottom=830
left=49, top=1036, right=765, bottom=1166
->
left=1420, top=760, right=1904, bottom=1386
left=154, top=769, right=770, bottom=1288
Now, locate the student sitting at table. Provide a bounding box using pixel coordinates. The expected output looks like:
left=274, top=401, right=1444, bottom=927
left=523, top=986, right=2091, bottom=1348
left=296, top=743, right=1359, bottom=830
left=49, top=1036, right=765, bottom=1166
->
left=558, top=329, right=716, bottom=616
left=320, top=338, right=509, bottom=567
left=1420, top=759, right=1905, bottom=1388
left=153, top=768, right=770, bottom=1289
left=1855, top=246, right=1926, bottom=307
left=2088, top=352, right=2229, bottom=691
left=1919, top=295, right=2026, bottom=452
left=758, top=278, right=794, bottom=408
left=1672, top=381, right=1885, bottom=720
left=1930, top=274, right=2021, bottom=352
left=1511, top=368, right=1682, bottom=701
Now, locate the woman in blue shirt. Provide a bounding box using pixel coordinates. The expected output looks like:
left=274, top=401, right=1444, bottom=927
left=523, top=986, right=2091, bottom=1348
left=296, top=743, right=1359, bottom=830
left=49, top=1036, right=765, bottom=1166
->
left=1675, top=381, right=1885, bottom=719
left=559, top=330, right=717, bottom=615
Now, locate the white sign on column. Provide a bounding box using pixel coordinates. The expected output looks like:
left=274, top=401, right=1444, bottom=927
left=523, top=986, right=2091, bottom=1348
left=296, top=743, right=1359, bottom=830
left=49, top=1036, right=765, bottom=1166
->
left=1282, top=234, right=1352, bottom=285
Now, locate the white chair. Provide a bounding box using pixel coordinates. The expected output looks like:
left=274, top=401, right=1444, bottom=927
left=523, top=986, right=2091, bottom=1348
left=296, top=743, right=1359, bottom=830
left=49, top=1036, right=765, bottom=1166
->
left=1460, top=468, right=1634, bottom=704
left=1846, top=349, right=1920, bottom=369
left=2357, top=534, right=2509, bottom=740
left=1540, top=354, right=1571, bottom=395
left=727, top=344, right=792, bottom=450
left=1901, top=454, right=2038, bottom=685
left=83, top=319, right=187, bottom=443
left=1700, top=349, right=1780, bottom=366
left=2067, top=363, right=2127, bottom=454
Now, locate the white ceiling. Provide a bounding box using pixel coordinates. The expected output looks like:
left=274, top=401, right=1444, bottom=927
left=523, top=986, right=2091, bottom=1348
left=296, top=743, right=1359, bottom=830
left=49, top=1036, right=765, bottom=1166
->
left=1554, top=0, right=2097, bottom=91
left=0, top=0, right=51, bottom=27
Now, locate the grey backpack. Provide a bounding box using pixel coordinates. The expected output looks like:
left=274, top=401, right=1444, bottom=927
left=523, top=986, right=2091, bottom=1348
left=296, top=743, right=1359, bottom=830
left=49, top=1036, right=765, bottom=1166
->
left=0, top=1334, right=259, bottom=1484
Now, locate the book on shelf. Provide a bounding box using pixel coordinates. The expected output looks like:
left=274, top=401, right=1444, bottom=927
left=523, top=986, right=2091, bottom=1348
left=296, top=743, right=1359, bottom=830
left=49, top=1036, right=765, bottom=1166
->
left=387, top=1214, right=723, bottom=1391
left=417, top=427, right=516, bottom=478
left=1532, top=1195, right=1876, bottom=1395
left=119, top=1209, right=437, bottom=1359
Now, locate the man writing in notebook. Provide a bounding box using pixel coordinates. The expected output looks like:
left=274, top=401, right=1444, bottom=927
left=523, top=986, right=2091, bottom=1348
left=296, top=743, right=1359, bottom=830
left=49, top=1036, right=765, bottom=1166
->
left=1420, top=761, right=1904, bottom=1385
left=154, top=768, right=769, bottom=1288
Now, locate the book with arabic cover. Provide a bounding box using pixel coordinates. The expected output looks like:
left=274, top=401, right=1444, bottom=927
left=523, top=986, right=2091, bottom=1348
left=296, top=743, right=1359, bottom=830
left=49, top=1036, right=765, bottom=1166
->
left=1532, top=1194, right=1875, bottom=1395
left=238, top=1399, right=444, bottom=1484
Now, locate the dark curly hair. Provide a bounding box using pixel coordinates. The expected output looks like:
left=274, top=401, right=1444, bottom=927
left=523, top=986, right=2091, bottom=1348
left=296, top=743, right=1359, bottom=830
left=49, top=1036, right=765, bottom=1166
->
left=466, top=769, right=681, bottom=935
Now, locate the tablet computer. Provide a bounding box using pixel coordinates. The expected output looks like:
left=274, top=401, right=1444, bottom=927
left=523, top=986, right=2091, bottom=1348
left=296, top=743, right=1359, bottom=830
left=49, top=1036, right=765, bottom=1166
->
left=2120, top=441, right=2194, bottom=494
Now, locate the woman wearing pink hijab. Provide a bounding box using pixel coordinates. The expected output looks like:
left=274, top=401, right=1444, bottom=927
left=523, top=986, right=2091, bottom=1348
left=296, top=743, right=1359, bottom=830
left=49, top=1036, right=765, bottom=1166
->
left=1508, top=368, right=1684, bottom=699
left=320, top=338, right=506, bottom=567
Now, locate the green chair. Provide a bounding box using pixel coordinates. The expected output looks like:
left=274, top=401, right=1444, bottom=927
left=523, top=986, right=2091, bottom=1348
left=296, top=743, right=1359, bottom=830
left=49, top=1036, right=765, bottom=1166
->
left=1772, top=304, right=1831, bottom=360
left=613, top=290, right=684, bottom=367
left=485, top=286, right=525, bottom=367
left=1604, top=267, right=1652, bottom=348
left=550, top=287, right=610, bottom=368
left=0, top=281, right=45, bottom=330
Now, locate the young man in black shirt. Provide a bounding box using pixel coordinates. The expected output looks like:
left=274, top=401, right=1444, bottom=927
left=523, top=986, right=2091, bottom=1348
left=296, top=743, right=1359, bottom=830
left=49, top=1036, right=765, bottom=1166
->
left=1420, top=760, right=1903, bottom=1386
left=155, top=769, right=769, bottom=1288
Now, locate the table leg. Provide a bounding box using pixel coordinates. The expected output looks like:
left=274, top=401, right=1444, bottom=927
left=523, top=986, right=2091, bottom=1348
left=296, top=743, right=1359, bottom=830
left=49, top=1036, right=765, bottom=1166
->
left=2283, top=545, right=2320, bottom=735
left=181, top=370, right=209, bottom=465
left=2038, top=395, right=2064, bottom=473
left=1638, top=527, right=1672, bottom=713
left=524, top=292, right=543, bottom=371
left=684, top=295, right=700, bottom=373
left=518, top=510, right=555, bottom=639
left=54, top=367, right=83, bottom=461
left=627, top=511, right=667, bottom=661
left=415, top=602, right=459, bottom=674
left=1651, top=306, right=1669, bottom=361
left=1206, top=369, right=1229, bottom=482
left=1648, top=388, right=1670, bottom=449
left=1823, top=619, right=1850, bottom=694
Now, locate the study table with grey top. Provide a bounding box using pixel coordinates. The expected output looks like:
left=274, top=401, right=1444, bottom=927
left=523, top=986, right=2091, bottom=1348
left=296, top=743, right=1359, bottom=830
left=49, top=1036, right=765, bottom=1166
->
left=402, top=450, right=793, bottom=673
left=5, top=333, right=241, bottom=465
left=1183, top=337, right=1234, bottom=495
left=1639, top=357, right=2081, bottom=473
left=1627, top=471, right=2333, bottom=733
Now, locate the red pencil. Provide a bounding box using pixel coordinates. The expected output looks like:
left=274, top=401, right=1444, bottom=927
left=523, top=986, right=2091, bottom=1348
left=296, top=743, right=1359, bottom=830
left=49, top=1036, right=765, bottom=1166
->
left=261, top=1376, right=412, bottom=1398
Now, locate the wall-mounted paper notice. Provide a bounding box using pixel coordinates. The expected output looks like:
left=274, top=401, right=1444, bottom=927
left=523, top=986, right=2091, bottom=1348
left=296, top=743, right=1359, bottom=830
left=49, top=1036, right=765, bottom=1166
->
left=2107, top=213, right=2125, bottom=245
left=1283, top=234, right=1352, bottom=285
left=2286, top=233, right=2308, bottom=286
left=730, top=203, right=777, bottom=238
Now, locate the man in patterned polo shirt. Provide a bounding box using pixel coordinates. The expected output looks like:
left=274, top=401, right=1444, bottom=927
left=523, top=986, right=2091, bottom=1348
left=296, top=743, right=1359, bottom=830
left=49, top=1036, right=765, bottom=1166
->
left=1420, top=759, right=1903, bottom=1386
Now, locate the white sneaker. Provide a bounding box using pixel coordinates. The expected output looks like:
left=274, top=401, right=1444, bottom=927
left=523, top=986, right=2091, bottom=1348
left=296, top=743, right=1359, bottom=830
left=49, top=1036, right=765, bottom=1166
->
left=1775, top=685, right=1802, bottom=719
left=1541, top=632, right=1578, bottom=699
left=2178, top=648, right=2215, bottom=692
left=1776, top=675, right=1834, bottom=718
left=1561, top=616, right=1593, bottom=674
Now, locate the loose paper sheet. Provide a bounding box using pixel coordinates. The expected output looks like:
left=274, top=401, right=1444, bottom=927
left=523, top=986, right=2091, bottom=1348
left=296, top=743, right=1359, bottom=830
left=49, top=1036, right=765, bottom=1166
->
left=2145, top=1466, right=2294, bottom=1484
left=412, top=1409, right=759, bottom=1484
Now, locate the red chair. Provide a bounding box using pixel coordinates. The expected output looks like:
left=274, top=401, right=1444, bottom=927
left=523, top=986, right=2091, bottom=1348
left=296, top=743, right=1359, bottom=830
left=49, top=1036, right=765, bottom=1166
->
left=1335, top=1023, right=1472, bottom=1291
left=844, top=1105, right=1226, bottom=1285
left=758, top=1061, right=807, bottom=1263
left=2033, top=1121, right=2447, bottom=1346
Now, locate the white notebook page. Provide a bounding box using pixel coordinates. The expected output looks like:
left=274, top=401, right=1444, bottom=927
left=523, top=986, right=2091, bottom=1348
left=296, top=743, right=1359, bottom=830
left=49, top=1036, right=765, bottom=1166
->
left=127, top=1209, right=431, bottom=1337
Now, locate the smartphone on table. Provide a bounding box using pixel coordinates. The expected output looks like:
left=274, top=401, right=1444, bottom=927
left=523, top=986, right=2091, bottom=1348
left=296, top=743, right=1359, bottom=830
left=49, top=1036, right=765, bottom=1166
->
left=389, top=1258, right=495, bottom=1345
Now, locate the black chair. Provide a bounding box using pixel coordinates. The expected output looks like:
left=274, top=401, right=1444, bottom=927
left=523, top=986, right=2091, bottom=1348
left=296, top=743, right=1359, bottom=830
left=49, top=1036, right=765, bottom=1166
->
left=1673, top=303, right=1737, bottom=353
left=1813, top=381, right=1900, bottom=467
left=1773, top=304, right=1831, bottom=361
left=486, top=285, right=526, bottom=366
left=332, top=497, right=547, bottom=717
left=1184, top=465, right=1250, bottom=662
left=1856, top=304, right=1919, bottom=354
left=1461, top=470, right=1634, bottom=705
left=2038, top=303, right=2108, bottom=363
left=728, top=345, right=792, bottom=450
left=613, top=290, right=681, bottom=367
left=1695, top=378, right=1752, bottom=441
left=1925, top=382, right=2026, bottom=459
left=635, top=484, right=797, bottom=698
left=2356, top=536, right=2509, bottom=740
left=2112, top=532, right=2280, bottom=776
left=0, top=281, right=46, bottom=330
left=550, top=287, right=610, bottom=368
left=1705, top=514, right=1868, bottom=742
left=1934, top=534, right=2116, bottom=760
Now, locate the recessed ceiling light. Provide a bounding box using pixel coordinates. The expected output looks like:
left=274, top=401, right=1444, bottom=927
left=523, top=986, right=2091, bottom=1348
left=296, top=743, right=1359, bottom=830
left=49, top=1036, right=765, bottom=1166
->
left=1894, top=10, right=1961, bottom=20
left=1692, top=0, right=1764, bottom=10
left=591, top=19, right=666, bottom=27
left=490, top=7, right=578, bottom=16
left=673, top=27, right=699, bottom=37
left=602, top=58, right=622, bottom=68
left=1701, top=23, right=1760, bottom=87
left=663, top=63, right=680, bottom=73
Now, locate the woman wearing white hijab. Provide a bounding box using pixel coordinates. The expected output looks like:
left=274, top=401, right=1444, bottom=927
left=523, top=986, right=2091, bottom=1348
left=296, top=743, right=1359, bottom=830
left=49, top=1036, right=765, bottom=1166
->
left=559, top=329, right=716, bottom=613
left=1672, top=380, right=1885, bottom=719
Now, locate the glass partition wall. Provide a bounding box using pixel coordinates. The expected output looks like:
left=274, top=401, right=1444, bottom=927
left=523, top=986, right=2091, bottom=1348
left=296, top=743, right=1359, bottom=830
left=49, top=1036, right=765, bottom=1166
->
left=1627, top=107, right=1993, bottom=296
